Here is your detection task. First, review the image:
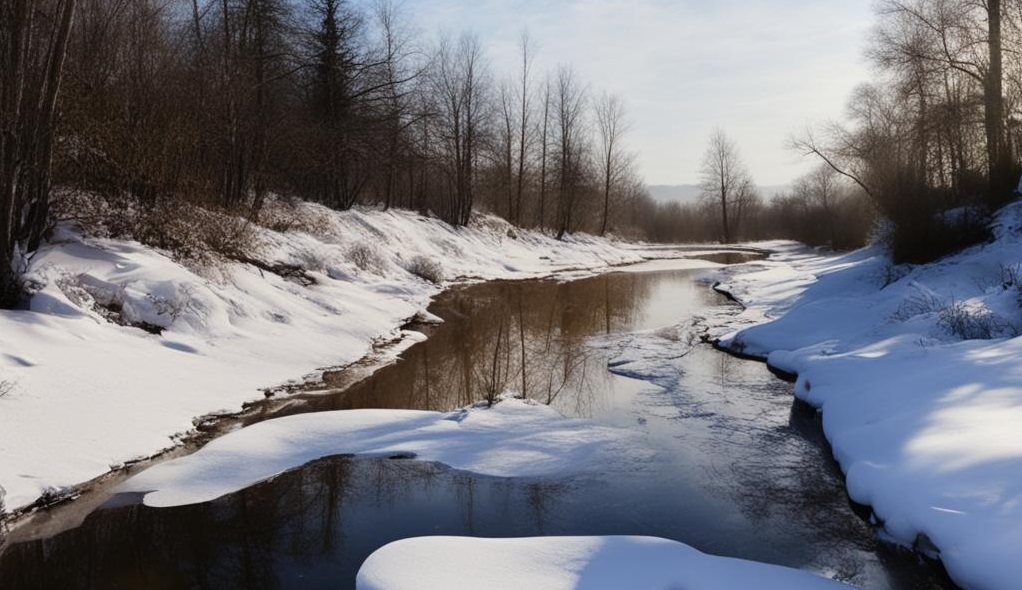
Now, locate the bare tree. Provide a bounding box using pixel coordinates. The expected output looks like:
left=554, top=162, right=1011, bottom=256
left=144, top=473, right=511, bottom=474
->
left=1, top=0, right=78, bottom=306
left=553, top=66, right=588, bottom=240
left=699, top=129, right=754, bottom=243
left=535, top=75, right=552, bottom=231
left=792, top=165, right=844, bottom=247
left=594, top=91, right=630, bottom=236
left=514, top=32, right=534, bottom=226
left=430, top=32, right=490, bottom=226
left=370, top=0, right=420, bottom=210
left=496, top=79, right=515, bottom=219
left=875, top=0, right=1010, bottom=198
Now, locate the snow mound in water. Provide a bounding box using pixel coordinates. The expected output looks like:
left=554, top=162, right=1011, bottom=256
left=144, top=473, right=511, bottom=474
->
left=119, top=397, right=655, bottom=507
left=356, top=536, right=855, bottom=590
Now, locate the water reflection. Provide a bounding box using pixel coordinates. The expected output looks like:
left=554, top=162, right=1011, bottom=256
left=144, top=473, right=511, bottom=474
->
left=0, top=268, right=956, bottom=590
left=264, top=271, right=714, bottom=420
left=661, top=342, right=950, bottom=587
left=0, top=458, right=577, bottom=590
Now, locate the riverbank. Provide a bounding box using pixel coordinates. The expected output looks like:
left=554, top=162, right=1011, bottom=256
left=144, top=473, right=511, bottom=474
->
left=0, top=200, right=758, bottom=519
left=712, top=201, right=1022, bottom=590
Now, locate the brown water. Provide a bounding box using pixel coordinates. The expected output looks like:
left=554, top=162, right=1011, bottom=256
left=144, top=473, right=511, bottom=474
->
left=0, top=265, right=955, bottom=590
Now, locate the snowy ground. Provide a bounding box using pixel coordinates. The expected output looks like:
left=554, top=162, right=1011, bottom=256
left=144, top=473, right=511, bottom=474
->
left=356, top=536, right=854, bottom=590
left=713, top=202, right=1022, bottom=590
left=119, top=395, right=654, bottom=507
left=0, top=201, right=738, bottom=516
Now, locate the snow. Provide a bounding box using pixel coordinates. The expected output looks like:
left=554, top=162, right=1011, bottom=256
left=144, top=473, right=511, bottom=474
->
left=713, top=201, right=1022, bottom=590
left=355, top=536, right=855, bottom=590
left=0, top=201, right=723, bottom=514
left=118, top=396, right=654, bottom=507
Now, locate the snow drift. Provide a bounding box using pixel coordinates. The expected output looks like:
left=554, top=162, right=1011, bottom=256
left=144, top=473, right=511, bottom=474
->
left=356, top=536, right=855, bottom=590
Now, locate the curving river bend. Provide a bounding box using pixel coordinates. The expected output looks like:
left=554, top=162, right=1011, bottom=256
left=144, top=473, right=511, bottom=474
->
left=0, top=260, right=954, bottom=589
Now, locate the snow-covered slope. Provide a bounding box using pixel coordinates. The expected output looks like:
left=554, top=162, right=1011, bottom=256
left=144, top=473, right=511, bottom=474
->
left=0, top=202, right=673, bottom=515
left=714, top=201, right=1022, bottom=590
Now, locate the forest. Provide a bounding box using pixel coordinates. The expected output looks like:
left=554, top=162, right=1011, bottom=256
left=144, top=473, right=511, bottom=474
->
left=2, top=0, right=1022, bottom=307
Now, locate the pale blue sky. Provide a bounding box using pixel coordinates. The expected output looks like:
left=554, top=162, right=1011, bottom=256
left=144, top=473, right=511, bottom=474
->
left=394, top=0, right=874, bottom=186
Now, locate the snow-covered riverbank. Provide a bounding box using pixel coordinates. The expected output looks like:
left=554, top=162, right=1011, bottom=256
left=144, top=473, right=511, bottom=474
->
left=714, top=201, right=1022, bottom=590
left=0, top=201, right=729, bottom=516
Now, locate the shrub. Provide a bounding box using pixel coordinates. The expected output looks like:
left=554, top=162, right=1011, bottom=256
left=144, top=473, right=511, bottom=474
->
left=891, top=292, right=943, bottom=321
left=937, top=300, right=1015, bottom=340
left=405, top=255, right=444, bottom=284
left=1001, top=264, right=1022, bottom=308
left=873, top=170, right=992, bottom=264
left=139, top=202, right=260, bottom=265
left=256, top=197, right=331, bottom=235
left=348, top=242, right=387, bottom=274
left=52, top=191, right=262, bottom=268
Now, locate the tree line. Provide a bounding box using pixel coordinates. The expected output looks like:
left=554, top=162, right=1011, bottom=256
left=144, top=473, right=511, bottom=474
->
left=5, top=0, right=1021, bottom=307
left=671, top=0, right=1022, bottom=259
left=792, top=0, right=1022, bottom=262
left=1, top=0, right=649, bottom=306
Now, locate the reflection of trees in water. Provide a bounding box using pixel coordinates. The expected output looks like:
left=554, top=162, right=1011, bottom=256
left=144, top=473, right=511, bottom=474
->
left=329, top=273, right=664, bottom=414
left=704, top=371, right=871, bottom=547
left=0, top=458, right=571, bottom=590
left=677, top=347, right=955, bottom=589
left=526, top=481, right=569, bottom=534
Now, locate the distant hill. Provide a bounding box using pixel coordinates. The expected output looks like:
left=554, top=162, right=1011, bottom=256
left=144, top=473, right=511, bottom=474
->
left=646, top=184, right=787, bottom=205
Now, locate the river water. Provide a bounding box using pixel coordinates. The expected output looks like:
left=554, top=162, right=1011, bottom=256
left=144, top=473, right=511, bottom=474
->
left=0, top=261, right=954, bottom=590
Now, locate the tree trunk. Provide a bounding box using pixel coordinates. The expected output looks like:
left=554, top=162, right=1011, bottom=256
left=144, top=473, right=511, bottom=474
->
left=986, top=0, right=1010, bottom=199
left=0, top=0, right=77, bottom=306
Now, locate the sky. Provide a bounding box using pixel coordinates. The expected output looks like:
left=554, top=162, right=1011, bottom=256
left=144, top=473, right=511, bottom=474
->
left=395, top=0, right=876, bottom=187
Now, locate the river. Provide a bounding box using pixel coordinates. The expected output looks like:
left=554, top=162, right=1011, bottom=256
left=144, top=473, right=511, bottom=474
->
left=0, top=260, right=954, bottom=589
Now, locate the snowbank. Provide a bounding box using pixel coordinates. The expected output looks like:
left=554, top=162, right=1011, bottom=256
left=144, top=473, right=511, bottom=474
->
left=356, top=536, right=854, bottom=590
left=714, top=202, right=1022, bottom=590
left=119, top=396, right=653, bottom=507
left=0, top=201, right=708, bottom=515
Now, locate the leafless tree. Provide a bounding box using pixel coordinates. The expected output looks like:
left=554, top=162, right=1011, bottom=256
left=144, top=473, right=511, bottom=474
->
left=594, top=91, right=630, bottom=236
left=535, top=75, right=552, bottom=231
left=874, top=0, right=1010, bottom=198
left=514, top=32, right=534, bottom=226
left=1, top=0, right=78, bottom=305
left=699, top=129, right=754, bottom=243
left=553, top=66, right=588, bottom=240
left=429, top=32, right=490, bottom=226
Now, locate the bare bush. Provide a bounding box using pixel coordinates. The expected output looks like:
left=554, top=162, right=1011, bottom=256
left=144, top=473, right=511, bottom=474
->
left=405, top=255, right=444, bottom=284
left=256, top=197, right=332, bottom=236
left=876, top=262, right=910, bottom=289
left=348, top=242, right=387, bottom=274
left=141, top=203, right=261, bottom=265
left=892, top=292, right=944, bottom=321
left=50, top=189, right=141, bottom=240
left=1000, top=264, right=1022, bottom=307
left=53, top=192, right=262, bottom=267
left=937, top=301, right=1016, bottom=340
left=292, top=248, right=330, bottom=273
